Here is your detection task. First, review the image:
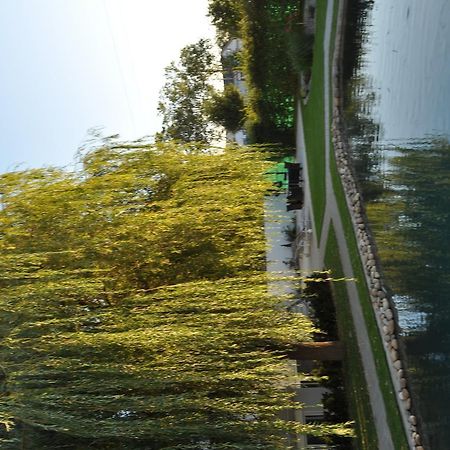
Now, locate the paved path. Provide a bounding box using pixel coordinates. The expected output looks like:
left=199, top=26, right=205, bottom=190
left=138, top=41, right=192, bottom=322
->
left=296, top=1, right=395, bottom=448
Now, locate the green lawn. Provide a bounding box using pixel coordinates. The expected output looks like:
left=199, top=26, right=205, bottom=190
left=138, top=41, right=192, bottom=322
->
left=302, top=0, right=327, bottom=239
left=329, top=0, right=339, bottom=116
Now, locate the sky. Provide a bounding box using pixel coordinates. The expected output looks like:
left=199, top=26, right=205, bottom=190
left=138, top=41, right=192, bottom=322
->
left=0, top=0, right=216, bottom=173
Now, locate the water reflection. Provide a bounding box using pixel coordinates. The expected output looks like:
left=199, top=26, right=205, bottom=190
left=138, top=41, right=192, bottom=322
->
left=344, top=0, right=450, bottom=447
left=393, top=295, right=428, bottom=334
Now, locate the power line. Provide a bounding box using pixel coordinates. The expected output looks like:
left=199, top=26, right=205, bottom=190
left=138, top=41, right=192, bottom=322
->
left=101, top=0, right=137, bottom=136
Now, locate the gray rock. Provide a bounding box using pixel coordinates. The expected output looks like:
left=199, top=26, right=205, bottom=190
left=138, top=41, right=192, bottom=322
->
left=386, top=320, right=395, bottom=333
left=414, top=433, right=421, bottom=445
left=394, top=359, right=402, bottom=370
left=409, top=415, right=417, bottom=426
left=390, top=349, right=398, bottom=362
left=402, top=388, right=410, bottom=400
left=405, top=398, right=411, bottom=410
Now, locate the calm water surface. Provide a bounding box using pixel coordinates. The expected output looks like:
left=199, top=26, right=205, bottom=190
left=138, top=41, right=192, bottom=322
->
left=344, top=0, right=450, bottom=447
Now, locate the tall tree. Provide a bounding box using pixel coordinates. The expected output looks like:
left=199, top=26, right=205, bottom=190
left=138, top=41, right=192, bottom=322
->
left=0, top=140, right=351, bottom=448
left=157, top=40, right=218, bottom=143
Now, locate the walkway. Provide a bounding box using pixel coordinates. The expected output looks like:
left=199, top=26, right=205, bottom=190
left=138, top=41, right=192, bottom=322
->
left=296, top=0, right=395, bottom=448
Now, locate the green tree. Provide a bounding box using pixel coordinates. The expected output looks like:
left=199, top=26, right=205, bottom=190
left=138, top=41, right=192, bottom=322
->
left=157, top=39, right=218, bottom=143
left=0, top=140, right=351, bottom=448
left=206, top=84, right=246, bottom=132
left=207, top=0, right=242, bottom=45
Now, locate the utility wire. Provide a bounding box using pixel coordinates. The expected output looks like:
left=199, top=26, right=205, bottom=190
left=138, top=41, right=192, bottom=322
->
left=101, top=0, right=137, bottom=136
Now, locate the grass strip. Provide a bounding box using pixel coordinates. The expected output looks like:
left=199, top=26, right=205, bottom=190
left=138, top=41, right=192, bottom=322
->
left=325, top=224, right=378, bottom=449
left=302, top=0, right=327, bottom=238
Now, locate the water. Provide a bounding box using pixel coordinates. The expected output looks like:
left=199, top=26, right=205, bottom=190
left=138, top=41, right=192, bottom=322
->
left=343, top=0, right=450, bottom=447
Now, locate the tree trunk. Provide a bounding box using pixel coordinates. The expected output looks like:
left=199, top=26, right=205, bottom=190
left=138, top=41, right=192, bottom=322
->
left=287, top=341, right=343, bottom=361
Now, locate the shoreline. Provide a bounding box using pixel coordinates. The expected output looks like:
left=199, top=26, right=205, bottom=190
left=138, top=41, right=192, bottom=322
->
left=330, top=0, right=425, bottom=448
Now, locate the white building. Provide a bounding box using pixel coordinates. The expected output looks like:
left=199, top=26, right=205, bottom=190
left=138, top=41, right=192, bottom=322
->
left=221, top=38, right=247, bottom=145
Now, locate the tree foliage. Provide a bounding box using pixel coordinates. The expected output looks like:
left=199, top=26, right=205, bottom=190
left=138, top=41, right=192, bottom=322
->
left=0, top=140, right=352, bottom=448
left=206, top=0, right=314, bottom=145
left=208, top=0, right=242, bottom=45
left=157, top=40, right=218, bottom=144
left=239, top=0, right=305, bottom=145
left=206, top=85, right=246, bottom=132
